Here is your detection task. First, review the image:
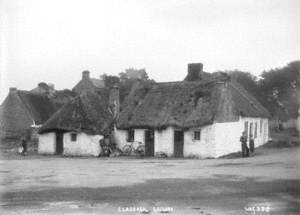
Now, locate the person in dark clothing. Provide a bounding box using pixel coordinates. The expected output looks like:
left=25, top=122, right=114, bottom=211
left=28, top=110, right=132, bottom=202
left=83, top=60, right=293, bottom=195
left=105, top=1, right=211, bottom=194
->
left=249, top=134, right=255, bottom=155
left=240, top=131, right=248, bottom=157
left=21, top=136, right=27, bottom=155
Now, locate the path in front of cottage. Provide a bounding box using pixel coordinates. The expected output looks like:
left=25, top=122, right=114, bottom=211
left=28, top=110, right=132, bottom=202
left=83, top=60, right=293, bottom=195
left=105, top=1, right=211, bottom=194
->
left=0, top=147, right=299, bottom=215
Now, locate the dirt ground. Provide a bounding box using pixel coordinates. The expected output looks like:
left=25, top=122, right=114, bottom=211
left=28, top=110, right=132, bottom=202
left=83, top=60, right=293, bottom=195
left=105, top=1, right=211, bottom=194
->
left=0, top=146, right=299, bottom=215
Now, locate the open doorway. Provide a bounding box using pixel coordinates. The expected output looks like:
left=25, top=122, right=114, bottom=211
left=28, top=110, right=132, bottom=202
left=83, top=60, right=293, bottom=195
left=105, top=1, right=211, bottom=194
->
left=174, top=130, right=184, bottom=157
left=145, top=129, right=155, bottom=156
left=55, top=131, right=63, bottom=155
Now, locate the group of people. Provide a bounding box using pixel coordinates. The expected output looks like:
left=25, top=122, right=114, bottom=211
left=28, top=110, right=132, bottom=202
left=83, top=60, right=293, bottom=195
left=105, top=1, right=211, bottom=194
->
left=240, top=131, right=255, bottom=157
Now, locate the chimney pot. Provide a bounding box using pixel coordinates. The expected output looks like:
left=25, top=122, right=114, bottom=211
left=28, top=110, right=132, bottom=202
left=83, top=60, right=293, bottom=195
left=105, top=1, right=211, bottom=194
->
left=185, top=63, right=203, bottom=81
left=188, top=63, right=203, bottom=75
left=9, top=87, right=17, bottom=93
left=82, top=70, right=90, bottom=80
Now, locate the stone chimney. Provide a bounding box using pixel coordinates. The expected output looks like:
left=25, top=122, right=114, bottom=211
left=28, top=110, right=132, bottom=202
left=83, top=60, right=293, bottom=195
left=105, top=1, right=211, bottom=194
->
left=9, top=87, right=17, bottom=94
left=109, top=84, right=120, bottom=118
left=185, top=63, right=203, bottom=81
left=82, top=70, right=90, bottom=80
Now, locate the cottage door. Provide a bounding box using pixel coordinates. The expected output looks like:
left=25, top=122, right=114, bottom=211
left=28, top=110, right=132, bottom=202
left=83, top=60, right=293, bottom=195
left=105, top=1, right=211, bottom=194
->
left=174, top=130, right=184, bottom=157
left=56, top=131, right=64, bottom=155
left=145, top=130, right=155, bottom=156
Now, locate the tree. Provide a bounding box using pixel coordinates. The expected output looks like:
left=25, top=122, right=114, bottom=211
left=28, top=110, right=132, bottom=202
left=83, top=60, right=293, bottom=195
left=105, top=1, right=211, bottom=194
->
left=225, top=70, right=260, bottom=98
left=119, top=68, right=149, bottom=81
left=258, top=61, right=300, bottom=119
left=100, top=73, right=120, bottom=89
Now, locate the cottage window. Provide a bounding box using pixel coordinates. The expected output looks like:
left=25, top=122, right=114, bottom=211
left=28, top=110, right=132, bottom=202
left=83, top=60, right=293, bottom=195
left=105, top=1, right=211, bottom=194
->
left=260, top=119, right=263, bottom=134
left=127, top=129, right=134, bottom=142
left=193, top=130, right=201, bottom=141
left=71, top=133, right=77, bottom=142
left=254, top=122, right=258, bottom=138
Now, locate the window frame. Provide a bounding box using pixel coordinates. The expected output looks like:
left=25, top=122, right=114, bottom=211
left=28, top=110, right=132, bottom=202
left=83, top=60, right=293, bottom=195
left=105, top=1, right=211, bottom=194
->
left=127, top=129, right=135, bottom=142
left=254, top=122, right=258, bottom=138
left=70, top=132, right=77, bottom=142
left=193, top=130, right=201, bottom=141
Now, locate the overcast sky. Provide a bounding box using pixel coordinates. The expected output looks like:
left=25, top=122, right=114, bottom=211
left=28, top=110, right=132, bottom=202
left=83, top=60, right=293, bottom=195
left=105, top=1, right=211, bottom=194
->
left=0, top=0, right=299, bottom=102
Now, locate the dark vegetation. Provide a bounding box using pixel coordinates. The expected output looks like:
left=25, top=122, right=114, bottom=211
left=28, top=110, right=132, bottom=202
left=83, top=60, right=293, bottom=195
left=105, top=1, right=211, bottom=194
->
left=222, top=61, right=300, bottom=120
left=100, top=68, right=155, bottom=104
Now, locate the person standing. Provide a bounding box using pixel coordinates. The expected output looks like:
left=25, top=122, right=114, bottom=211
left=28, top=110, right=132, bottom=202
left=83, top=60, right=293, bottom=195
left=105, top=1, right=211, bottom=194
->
left=21, top=136, right=27, bottom=156
left=240, top=131, right=248, bottom=157
left=249, top=134, right=255, bottom=156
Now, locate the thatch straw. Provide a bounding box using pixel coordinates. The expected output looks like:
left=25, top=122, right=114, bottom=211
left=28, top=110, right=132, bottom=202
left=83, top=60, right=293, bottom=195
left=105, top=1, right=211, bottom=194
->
left=117, top=76, right=270, bottom=130
left=39, top=91, right=113, bottom=135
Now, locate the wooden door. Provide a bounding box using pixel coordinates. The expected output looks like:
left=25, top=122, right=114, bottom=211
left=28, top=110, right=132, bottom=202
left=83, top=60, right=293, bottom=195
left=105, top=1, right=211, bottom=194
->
left=174, top=130, right=184, bottom=157
left=145, top=130, right=155, bottom=156
left=56, top=131, right=64, bottom=155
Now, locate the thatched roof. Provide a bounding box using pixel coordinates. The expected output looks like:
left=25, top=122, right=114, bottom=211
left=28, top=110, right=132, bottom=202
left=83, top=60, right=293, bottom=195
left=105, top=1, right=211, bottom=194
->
left=49, top=89, right=77, bottom=109
left=17, top=91, right=58, bottom=124
left=117, top=76, right=270, bottom=130
left=39, top=91, right=113, bottom=135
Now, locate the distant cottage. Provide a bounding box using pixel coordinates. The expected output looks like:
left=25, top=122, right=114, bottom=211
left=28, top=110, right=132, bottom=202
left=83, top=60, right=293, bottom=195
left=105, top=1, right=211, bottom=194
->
left=115, top=63, right=270, bottom=158
left=0, top=86, right=75, bottom=140
left=38, top=91, right=113, bottom=156
left=72, top=70, right=105, bottom=94
left=10, top=63, right=270, bottom=158
left=0, top=88, right=57, bottom=139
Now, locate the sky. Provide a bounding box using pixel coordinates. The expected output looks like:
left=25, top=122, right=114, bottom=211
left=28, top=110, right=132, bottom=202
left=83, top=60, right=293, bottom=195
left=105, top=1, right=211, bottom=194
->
left=0, top=0, right=299, bottom=103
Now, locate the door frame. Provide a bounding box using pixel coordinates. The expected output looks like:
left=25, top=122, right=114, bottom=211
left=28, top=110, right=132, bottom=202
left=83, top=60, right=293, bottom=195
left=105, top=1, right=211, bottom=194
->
left=144, top=129, right=155, bottom=156
left=174, top=130, right=184, bottom=158
left=55, top=130, right=64, bottom=155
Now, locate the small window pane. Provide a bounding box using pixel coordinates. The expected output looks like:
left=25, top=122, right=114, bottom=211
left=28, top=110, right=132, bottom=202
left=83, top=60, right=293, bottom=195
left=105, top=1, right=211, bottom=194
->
left=194, top=130, right=201, bottom=140
left=127, top=130, right=134, bottom=142
left=71, top=133, right=77, bottom=142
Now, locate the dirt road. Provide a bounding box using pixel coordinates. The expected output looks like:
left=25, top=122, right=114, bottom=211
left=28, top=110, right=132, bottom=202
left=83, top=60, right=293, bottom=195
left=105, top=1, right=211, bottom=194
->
left=0, top=147, right=299, bottom=214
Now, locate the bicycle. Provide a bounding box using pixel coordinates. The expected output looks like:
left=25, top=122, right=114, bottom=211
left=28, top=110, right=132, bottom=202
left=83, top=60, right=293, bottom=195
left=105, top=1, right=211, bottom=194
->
left=122, top=141, right=145, bottom=156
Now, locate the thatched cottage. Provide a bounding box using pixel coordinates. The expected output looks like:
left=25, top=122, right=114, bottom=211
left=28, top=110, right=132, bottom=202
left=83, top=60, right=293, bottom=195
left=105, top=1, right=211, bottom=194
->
left=72, top=70, right=105, bottom=94
left=38, top=91, right=113, bottom=156
left=115, top=63, right=270, bottom=158
left=0, top=86, right=75, bottom=140
left=0, top=88, right=57, bottom=139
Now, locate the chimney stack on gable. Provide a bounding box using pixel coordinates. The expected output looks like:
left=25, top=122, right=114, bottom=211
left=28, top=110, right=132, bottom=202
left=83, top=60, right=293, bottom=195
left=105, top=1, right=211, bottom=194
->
left=9, top=87, right=17, bottom=93
left=185, top=63, right=203, bottom=81
left=82, top=70, right=90, bottom=80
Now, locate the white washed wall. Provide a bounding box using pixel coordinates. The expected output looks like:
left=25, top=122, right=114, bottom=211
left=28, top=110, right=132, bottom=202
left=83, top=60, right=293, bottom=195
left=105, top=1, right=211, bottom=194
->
left=154, top=127, right=174, bottom=156
left=63, top=132, right=102, bottom=157
left=38, top=132, right=56, bottom=154
left=114, top=129, right=128, bottom=150
left=184, top=124, right=216, bottom=158
left=214, top=117, right=269, bottom=157
left=240, top=117, right=269, bottom=148
left=214, top=120, right=243, bottom=157
left=114, top=129, right=146, bottom=150
left=135, top=129, right=145, bottom=143
left=114, top=117, right=269, bottom=158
